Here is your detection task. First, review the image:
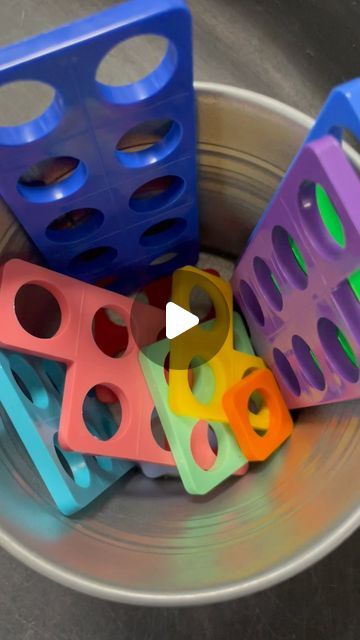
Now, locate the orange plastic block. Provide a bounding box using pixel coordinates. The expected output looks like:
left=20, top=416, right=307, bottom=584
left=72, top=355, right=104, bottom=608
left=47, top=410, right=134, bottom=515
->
left=0, top=259, right=174, bottom=465
left=222, top=368, right=293, bottom=461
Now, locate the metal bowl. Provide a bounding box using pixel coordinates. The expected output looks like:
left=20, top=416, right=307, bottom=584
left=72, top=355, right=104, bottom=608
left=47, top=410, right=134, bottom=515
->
left=0, top=82, right=359, bottom=606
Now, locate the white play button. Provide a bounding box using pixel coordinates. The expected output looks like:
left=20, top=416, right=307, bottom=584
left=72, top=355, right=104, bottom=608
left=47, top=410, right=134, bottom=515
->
left=165, top=302, right=199, bottom=340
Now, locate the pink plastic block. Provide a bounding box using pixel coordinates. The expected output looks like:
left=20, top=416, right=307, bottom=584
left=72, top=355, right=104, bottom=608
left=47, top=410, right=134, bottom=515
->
left=0, top=259, right=175, bottom=465
left=232, top=135, right=360, bottom=408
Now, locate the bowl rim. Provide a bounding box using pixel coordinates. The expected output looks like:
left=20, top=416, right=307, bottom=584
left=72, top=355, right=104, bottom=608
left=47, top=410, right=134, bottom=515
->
left=0, top=81, right=359, bottom=606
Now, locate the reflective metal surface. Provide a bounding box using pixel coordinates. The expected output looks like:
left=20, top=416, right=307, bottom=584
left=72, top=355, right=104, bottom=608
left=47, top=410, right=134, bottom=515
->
left=0, top=82, right=358, bottom=605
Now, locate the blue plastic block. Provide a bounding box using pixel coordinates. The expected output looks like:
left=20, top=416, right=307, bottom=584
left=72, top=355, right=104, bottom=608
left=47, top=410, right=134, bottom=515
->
left=0, top=0, right=198, bottom=292
left=0, top=352, right=133, bottom=515
left=305, top=78, right=360, bottom=144
left=248, top=77, right=360, bottom=242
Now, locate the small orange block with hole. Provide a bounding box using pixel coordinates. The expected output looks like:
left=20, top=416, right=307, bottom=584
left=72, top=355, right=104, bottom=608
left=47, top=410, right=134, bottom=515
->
left=222, top=368, right=293, bottom=461
left=168, top=265, right=266, bottom=423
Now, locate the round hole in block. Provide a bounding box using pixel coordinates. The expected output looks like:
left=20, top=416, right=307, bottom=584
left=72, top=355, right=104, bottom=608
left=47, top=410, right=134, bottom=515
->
left=15, top=284, right=62, bottom=339
left=242, top=367, right=268, bottom=431
left=46, top=208, right=104, bottom=243
left=273, top=348, right=301, bottom=397
left=189, top=286, right=215, bottom=326
left=140, top=217, right=186, bottom=248
left=149, top=252, right=178, bottom=267
left=164, top=351, right=193, bottom=387
left=96, top=35, right=176, bottom=104
left=317, top=317, right=359, bottom=383
left=292, top=335, right=326, bottom=391
left=0, top=80, right=63, bottom=145
left=189, top=357, right=216, bottom=404
left=17, top=156, right=87, bottom=204
left=191, top=422, right=218, bottom=471
left=92, top=307, right=129, bottom=358
left=272, top=225, right=308, bottom=290
left=42, top=361, right=66, bottom=396
left=239, top=280, right=265, bottom=326
left=150, top=408, right=168, bottom=450
left=247, top=393, right=268, bottom=437
left=116, top=118, right=181, bottom=167
left=9, top=354, right=49, bottom=409
left=253, top=256, right=283, bottom=311
left=68, top=246, right=117, bottom=276
left=83, top=387, right=121, bottom=441
left=53, top=434, right=91, bottom=488
left=298, top=181, right=346, bottom=257
left=129, top=175, right=184, bottom=213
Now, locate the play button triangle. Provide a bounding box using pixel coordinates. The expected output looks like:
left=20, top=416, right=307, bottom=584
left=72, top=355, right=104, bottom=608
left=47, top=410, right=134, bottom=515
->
left=165, top=302, right=199, bottom=340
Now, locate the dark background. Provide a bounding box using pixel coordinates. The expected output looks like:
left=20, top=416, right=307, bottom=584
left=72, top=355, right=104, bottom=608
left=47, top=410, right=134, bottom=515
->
left=0, top=1, right=359, bottom=638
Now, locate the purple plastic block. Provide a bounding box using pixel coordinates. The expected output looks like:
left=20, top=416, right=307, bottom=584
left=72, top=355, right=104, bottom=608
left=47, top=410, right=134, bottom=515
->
left=232, top=135, right=360, bottom=409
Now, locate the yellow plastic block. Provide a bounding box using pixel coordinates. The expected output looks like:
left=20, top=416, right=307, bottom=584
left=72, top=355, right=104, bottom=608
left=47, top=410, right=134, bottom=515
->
left=169, top=266, right=266, bottom=423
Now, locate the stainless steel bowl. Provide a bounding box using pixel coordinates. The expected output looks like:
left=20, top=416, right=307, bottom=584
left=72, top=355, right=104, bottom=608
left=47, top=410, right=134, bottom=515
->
left=0, top=82, right=359, bottom=606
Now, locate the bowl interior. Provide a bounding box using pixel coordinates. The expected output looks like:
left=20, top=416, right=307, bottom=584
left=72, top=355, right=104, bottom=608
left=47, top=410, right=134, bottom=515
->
left=0, top=84, right=359, bottom=606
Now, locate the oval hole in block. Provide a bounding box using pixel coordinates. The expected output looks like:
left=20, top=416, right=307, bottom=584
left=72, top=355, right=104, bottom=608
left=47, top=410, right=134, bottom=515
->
left=83, top=387, right=121, bottom=441
left=0, top=80, right=63, bottom=145
left=54, top=434, right=91, bottom=488
left=116, top=119, right=181, bottom=167
left=92, top=307, right=129, bottom=358
left=150, top=408, right=168, bottom=450
left=129, top=175, right=185, bottom=213
left=46, top=208, right=104, bottom=243
left=189, top=357, right=216, bottom=405
left=68, top=246, right=118, bottom=276
left=9, top=354, right=49, bottom=410
left=17, top=156, right=87, bottom=204
left=15, top=284, right=62, bottom=339
left=140, top=217, right=186, bottom=248
left=298, top=181, right=346, bottom=258
left=96, top=35, right=176, bottom=104
left=292, top=335, right=326, bottom=391
left=332, top=270, right=360, bottom=345
left=317, top=317, right=359, bottom=383
left=242, top=367, right=269, bottom=431
left=191, top=422, right=218, bottom=470
left=189, top=286, right=215, bottom=326
left=150, top=252, right=178, bottom=266
left=253, top=256, right=283, bottom=311
left=273, top=348, right=301, bottom=397
left=272, top=225, right=308, bottom=290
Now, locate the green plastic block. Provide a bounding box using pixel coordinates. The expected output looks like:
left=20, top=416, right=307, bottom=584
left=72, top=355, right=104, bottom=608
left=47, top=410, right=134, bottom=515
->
left=140, top=312, right=249, bottom=495
left=233, top=311, right=254, bottom=353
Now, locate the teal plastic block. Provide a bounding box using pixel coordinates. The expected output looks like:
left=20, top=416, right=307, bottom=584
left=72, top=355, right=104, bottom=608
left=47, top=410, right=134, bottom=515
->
left=0, top=351, right=133, bottom=515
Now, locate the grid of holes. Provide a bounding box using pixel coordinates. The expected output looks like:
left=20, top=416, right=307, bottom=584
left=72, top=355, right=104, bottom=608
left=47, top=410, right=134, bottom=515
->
left=11, top=285, right=134, bottom=465
left=0, top=31, right=190, bottom=276
left=239, top=181, right=360, bottom=396
left=13, top=282, right=176, bottom=462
